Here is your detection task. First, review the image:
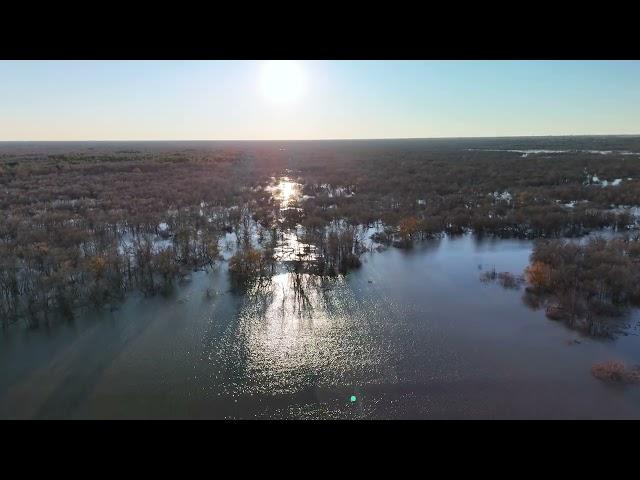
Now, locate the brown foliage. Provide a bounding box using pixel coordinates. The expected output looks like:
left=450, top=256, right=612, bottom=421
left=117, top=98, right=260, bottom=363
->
left=3, top=138, right=640, bottom=326
left=87, top=255, right=107, bottom=279
left=591, top=361, right=640, bottom=383
left=525, top=261, right=552, bottom=291
left=398, top=217, right=420, bottom=239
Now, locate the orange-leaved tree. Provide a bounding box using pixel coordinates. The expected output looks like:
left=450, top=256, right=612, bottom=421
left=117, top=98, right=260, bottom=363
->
left=525, top=261, right=552, bottom=290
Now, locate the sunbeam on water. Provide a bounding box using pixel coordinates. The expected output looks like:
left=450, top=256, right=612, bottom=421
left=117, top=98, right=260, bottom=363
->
left=266, top=177, right=319, bottom=262
left=267, top=177, right=300, bottom=210
left=205, top=271, right=407, bottom=399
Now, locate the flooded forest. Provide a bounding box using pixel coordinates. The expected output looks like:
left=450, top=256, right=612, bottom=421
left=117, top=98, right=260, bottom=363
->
left=3, top=137, right=640, bottom=419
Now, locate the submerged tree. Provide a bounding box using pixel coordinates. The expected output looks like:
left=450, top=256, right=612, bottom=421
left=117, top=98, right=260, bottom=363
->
left=228, top=246, right=274, bottom=289
left=521, top=236, right=640, bottom=335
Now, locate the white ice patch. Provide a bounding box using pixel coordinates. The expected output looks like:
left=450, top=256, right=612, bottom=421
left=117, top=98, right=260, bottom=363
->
left=559, top=200, right=589, bottom=210
left=468, top=149, right=640, bottom=156
left=491, top=191, right=512, bottom=203
left=585, top=174, right=623, bottom=188
left=469, top=149, right=566, bottom=156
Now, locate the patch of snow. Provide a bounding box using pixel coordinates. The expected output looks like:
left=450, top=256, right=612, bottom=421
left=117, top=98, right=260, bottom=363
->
left=585, top=174, right=623, bottom=188
left=469, top=149, right=566, bottom=156
left=491, top=191, right=512, bottom=203
left=468, top=149, right=640, bottom=156
left=560, top=200, right=588, bottom=210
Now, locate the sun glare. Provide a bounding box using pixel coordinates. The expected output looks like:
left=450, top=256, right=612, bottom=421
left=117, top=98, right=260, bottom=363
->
left=259, top=61, right=308, bottom=105
left=279, top=180, right=295, bottom=203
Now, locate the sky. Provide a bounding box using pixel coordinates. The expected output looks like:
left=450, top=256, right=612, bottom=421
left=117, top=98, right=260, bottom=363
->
left=1, top=60, right=639, bottom=141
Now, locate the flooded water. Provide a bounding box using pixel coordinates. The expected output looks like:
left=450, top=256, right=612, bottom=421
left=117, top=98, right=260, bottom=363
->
left=3, top=177, right=640, bottom=419
left=2, top=232, right=640, bottom=419
left=267, top=177, right=300, bottom=210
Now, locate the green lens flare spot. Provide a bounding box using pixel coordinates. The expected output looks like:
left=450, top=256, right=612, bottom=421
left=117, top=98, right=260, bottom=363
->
left=350, top=395, right=357, bottom=403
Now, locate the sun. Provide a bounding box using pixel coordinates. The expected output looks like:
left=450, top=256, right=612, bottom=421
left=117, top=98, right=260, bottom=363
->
left=259, top=61, right=308, bottom=105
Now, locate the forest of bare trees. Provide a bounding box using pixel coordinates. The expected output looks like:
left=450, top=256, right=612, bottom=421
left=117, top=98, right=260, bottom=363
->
left=521, top=236, right=640, bottom=335
left=2, top=138, right=640, bottom=328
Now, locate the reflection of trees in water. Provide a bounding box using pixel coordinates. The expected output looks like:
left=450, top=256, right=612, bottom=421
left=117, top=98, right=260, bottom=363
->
left=245, top=280, right=276, bottom=320
left=287, top=260, right=316, bottom=317
left=522, top=289, right=544, bottom=310
left=239, top=265, right=336, bottom=323
left=514, top=236, right=640, bottom=338
left=206, top=264, right=406, bottom=398
left=519, top=280, right=634, bottom=338
left=478, top=236, right=640, bottom=338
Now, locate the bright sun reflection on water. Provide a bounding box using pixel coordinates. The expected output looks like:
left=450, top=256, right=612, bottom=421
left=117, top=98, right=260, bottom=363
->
left=269, top=177, right=300, bottom=209
left=267, top=177, right=319, bottom=262
left=201, top=177, right=403, bottom=399
left=279, top=181, right=295, bottom=205
left=206, top=181, right=405, bottom=399
left=219, top=271, right=401, bottom=397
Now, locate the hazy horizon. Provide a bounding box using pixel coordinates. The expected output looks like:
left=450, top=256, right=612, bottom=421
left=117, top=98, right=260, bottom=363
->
left=2, top=134, right=640, bottom=144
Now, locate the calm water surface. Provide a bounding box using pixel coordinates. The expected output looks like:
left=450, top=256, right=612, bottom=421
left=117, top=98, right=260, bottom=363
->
left=2, top=232, right=640, bottom=419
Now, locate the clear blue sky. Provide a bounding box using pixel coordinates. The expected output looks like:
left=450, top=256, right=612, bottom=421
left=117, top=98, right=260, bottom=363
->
left=1, top=60, right=639, bottom=140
